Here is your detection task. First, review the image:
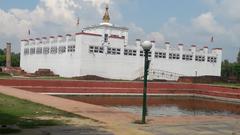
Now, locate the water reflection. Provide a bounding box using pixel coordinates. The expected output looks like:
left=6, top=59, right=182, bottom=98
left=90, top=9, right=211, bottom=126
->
left=59, top=96, right=240, bottom=116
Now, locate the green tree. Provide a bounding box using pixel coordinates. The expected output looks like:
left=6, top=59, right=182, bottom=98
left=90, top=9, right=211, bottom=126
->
left=233, top=63, right=240, bottom=80
left=221, top=60, right=230, bottom=78
left=11, top=53, right=20, bottom=67
left=0, top=48, right=20, bottom=67
left=0, top=49, right=4, bottom=55
left=237, top=48, right=240, bottom=64
left=0, top=55, right=6, bottom=66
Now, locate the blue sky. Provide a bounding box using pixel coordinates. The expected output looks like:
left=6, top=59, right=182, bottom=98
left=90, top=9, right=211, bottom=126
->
left=0, top=0, right=39, bottom=10
left=0, top=0, right=239, bottom=61
left=120, top=0, right=209, bottom=32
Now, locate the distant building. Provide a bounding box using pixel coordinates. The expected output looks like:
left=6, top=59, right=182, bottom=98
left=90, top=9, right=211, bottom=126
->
left=20, top=5, right=222, bottom=80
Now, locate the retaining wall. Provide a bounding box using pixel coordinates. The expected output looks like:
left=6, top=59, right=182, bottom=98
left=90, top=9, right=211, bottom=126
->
left=0, top=79, right=239, bottom=99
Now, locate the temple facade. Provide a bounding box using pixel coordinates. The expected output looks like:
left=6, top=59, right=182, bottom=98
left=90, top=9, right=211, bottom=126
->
left=20, top=6, right=222, bottom=80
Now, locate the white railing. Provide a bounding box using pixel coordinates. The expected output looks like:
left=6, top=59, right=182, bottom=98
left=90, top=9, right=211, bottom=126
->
left=133, top=67, right=144, bottom=80
left=135, top=68, right=184, bottom=81
left=149, top=69, right=184, bottom=81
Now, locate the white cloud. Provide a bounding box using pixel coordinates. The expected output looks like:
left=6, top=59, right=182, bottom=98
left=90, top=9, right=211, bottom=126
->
left=147, top=32, right=165, bottom=43
left=0, top=0, right=124, bottom=52
left=83, top=0, right=110, bottom=13
left=209, top=0, right=240, bottom=21
left=0, top=9, right=30, bottom=38
left=0, top=0, right=239, bottom=61
left=192, top=12, right=225, bottom=34
left=127, top=22, right=145, bottom=42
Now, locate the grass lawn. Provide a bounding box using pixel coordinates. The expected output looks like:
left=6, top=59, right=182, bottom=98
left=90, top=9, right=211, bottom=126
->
left=0, top=73, right=11, bottom=77
left=0, top=93, right=77, bottom=134
left=212, top=82, right=240, bottom=89
left=0, top=73, right=12, bottom=79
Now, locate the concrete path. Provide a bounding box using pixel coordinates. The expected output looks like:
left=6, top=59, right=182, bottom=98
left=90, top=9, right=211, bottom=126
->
left=1, top=85, right=240, bottom=135
left=0, top=86, right=151, bottom=135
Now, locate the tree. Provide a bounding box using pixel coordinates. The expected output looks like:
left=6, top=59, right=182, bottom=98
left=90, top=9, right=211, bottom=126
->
left=233, top=63, right=240, bottom=80
left=11, top=53, right=20, bottom=67
left=0, top=49, right=4, bottom=55
left=0, top=55, right=6, bottom=66
left=0, top=48, right=20, bottom=67
left=221, top=60, right=231, bottom=79
left=237, top=48, right=240, bottom=64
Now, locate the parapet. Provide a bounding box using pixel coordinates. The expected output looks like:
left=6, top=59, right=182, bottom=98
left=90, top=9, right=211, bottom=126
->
left=21, top=33, right=76, bottom=46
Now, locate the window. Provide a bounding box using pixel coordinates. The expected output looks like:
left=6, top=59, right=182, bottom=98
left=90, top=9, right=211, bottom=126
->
left=104, top=34, right=108, bottom=42
left=30, top=48, right=35, bottom=55
left=68, top=45, right=75, bottom=52
left=140, top=51, right=151, bottom=57
left=107, top=47, right=121, bottom=55
left=195, top=55, right=205, bottom=62
left=155, top=52, right=166, bottom=58
left=169, top=53, right=180, bottom=59
left=58, top=46, right=66, bottom=54
left=124, top=49, right=137, bottom=56
left=207, top=56, right=217, bottom=63
left=36, top=47, right=43, bottom=54
left=24, top=48, right=29, bottom=55
left=89, top=46, right=103, bottom=53
left=182, top=54, right=193, bottom=61
left=43, top=47, right=49, bottom=54
left=51, top=46, right=57, bottom=54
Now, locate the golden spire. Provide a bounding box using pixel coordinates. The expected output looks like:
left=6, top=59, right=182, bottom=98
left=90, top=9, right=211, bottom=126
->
left=102, top=4, right=110, bottom=23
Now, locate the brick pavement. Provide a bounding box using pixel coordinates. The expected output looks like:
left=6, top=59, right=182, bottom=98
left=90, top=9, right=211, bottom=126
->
left=1, top=84, right=240, bottom=135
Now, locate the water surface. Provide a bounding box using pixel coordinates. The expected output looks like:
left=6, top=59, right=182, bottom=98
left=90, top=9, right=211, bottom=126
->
left=59, top=96, right=240, bottom=116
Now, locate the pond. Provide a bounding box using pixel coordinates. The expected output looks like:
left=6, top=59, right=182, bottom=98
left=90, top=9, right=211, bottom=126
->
left=59, top=96, right=240, bottom=117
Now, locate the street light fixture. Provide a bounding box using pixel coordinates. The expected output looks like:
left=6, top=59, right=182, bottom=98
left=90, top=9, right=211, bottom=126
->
left=141, top=40, right=152, bottom=124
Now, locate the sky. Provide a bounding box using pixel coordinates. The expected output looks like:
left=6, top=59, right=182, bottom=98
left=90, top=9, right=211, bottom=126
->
left=0, top=0, right=240, bottom=61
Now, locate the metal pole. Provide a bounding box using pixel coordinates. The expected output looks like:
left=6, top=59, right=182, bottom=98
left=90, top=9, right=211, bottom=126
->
left=142, top=50, right=149, bottom=124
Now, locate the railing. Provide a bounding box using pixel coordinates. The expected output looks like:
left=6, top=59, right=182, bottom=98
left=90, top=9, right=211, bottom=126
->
left=149, top=69, right=184, bottom=81
left=135, top=68, right=184, bottom=81
left=133, top=67, right=144, bottom=80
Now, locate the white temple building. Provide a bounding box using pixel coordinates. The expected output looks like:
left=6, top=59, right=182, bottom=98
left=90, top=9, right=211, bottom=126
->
left=20, top=6, right=222, bottom=81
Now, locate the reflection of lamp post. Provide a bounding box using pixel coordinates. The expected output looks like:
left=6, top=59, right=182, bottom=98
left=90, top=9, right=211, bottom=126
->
left=141, top=41, right=152, bottom=124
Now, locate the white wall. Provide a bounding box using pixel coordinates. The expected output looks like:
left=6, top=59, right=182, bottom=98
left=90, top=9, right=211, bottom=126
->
left=20, top=25, right=222, bottom=80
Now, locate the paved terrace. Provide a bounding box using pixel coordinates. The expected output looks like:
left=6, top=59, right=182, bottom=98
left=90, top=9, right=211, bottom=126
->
left=0, top=79, right=240, bottom=135
left=0, top=86, right=150, bottom=135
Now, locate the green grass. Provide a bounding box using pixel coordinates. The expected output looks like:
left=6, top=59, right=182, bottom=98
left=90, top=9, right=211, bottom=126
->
left=0, top=93, right=76, bottom=129
left=0, top=72, right=11, bottom=77
left=212, top=82, right=240, bottom=89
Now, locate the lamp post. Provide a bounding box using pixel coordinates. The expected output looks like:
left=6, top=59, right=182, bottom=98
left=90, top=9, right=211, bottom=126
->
left=141, top=41, right=152, bottom=124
